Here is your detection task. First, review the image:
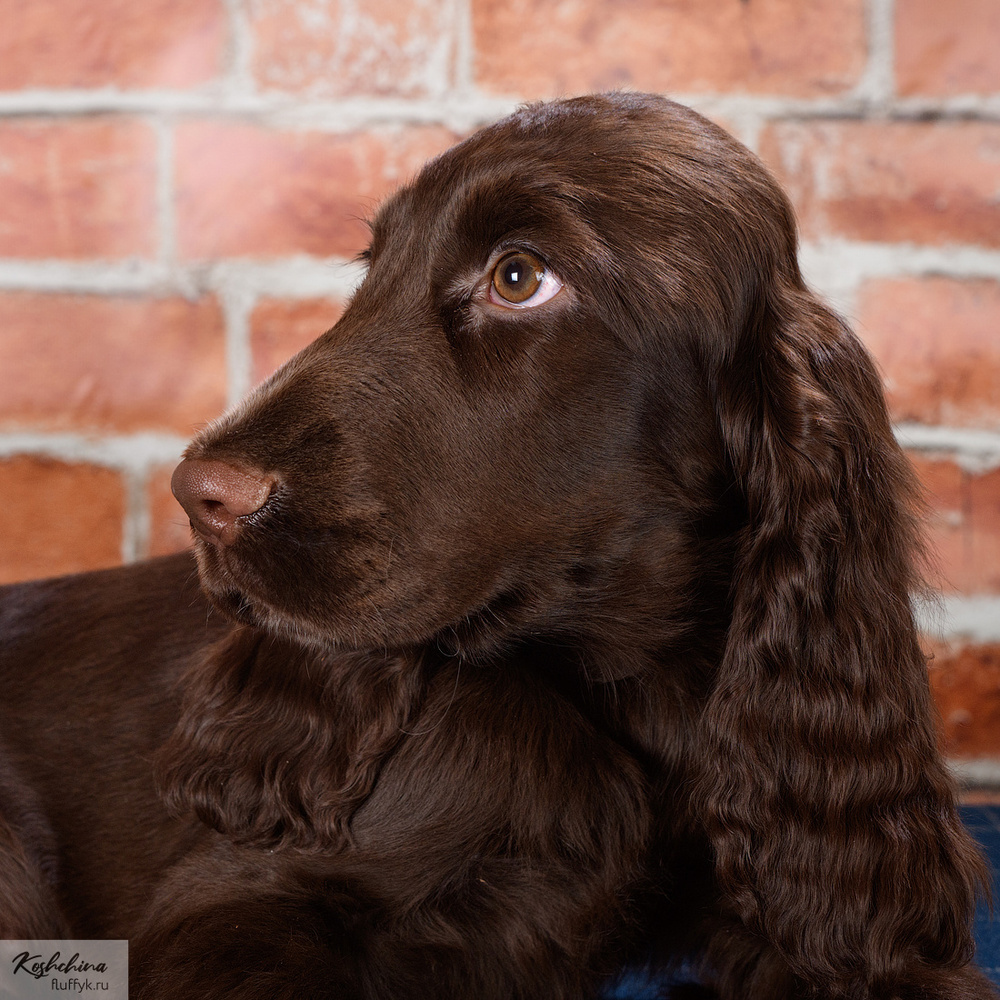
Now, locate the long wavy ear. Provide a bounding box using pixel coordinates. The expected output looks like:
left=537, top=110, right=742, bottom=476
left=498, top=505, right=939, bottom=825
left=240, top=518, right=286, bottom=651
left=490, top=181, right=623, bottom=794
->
left=698, top=282, right=990, bottom=994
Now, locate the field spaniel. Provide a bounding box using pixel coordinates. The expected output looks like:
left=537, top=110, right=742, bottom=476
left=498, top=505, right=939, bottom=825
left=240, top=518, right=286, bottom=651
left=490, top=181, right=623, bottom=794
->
left=0, top=93, right=994, bottom=999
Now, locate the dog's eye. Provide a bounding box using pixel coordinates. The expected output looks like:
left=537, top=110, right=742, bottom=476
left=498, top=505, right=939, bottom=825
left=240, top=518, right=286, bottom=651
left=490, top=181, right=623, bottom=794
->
left=489, top=251, right=562, bottom=309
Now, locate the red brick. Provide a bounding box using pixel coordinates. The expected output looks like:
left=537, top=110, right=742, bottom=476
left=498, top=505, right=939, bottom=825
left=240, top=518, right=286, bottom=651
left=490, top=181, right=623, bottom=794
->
left=760, top=121, right=1000, bottom=247
left=0, top=456, right=124, bottom=584
left=0, top=119, right=157, bottom=259
left=147, top=464, right=193, bottom=559
left=911, top=455, right=966, bottom=593
left=910, top=455, right=1000, bottom=594
left=250, top=0, right=451, bottom=97
left=0, top=0, right=225, bottom=90
left=175, top=123, right=459, bottom=259
left=966, top=470, right=1000, bottom=594
left=472, top=0, right=865, bottom=98
left=928, top=641, right=1000, bottom=759
left=896, top=0, right=1000, bottom=97
left=0, top=293, right=226, bottom=434
left=857, top=278, right=1000, bottom=431
left=250, top=297, right=343, bottom=384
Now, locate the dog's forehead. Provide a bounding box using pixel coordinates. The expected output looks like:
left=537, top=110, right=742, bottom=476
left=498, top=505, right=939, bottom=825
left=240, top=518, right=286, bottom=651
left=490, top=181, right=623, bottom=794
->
left=370, top=102, right=659, bottom=254
left=381, top=129, right=593, bottom=224
left=368, top=94, right=757, bottom=251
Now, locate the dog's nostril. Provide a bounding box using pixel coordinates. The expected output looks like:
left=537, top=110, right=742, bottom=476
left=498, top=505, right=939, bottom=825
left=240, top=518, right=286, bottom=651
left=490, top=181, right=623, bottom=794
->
left=170, top=458, right=276, bottom=546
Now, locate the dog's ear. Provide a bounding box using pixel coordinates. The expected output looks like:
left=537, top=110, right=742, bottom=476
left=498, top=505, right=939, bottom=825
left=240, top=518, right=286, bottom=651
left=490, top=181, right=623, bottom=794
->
left=156, top=629, right=425, bottom=850
left=698, top=283, right=988, bottom=990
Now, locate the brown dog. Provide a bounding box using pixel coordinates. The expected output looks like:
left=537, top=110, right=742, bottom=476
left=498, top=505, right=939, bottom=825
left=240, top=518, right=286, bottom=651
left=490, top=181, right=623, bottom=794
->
left=0, top=93, right=994, bottom=999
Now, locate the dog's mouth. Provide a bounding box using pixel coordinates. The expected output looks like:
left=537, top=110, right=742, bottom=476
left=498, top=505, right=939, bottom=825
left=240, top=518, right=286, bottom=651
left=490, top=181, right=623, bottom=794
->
left=193, top=537, right=385, bottom=650
left=197, top=555, right=302, bottom=635
left=190, top=536, right=284, bottom=632
left=188, top=510, right=518, bottom=654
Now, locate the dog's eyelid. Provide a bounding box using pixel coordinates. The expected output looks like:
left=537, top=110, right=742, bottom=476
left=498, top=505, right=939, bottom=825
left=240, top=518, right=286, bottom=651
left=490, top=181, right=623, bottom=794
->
left=488, top=240, right=549, bottom=268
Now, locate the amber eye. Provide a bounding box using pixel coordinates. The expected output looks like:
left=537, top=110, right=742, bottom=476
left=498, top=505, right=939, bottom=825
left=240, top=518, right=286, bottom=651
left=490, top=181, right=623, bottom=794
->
left=491, top=251, right=545, bottom=304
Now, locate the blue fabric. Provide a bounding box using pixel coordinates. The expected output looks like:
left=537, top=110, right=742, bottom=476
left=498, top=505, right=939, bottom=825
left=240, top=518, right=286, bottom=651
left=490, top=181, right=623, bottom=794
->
left=604, top=805, right=1000, bottom=998
left=962, top=804, right=1000, bottom=986
left=603, top=969, right=674, bottom=999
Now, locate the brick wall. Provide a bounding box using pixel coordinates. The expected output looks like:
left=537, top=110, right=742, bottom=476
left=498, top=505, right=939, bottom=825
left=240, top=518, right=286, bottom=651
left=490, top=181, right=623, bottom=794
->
left=1, top=0, right=998, bottom=761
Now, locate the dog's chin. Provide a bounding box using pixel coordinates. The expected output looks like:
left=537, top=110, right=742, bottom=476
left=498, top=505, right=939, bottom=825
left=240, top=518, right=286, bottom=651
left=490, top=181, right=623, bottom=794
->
left=202, top=583, right=343, bottom=650
left=191, top=535, right=511, bottom=655
left=196, top=558, right=410, bottom=652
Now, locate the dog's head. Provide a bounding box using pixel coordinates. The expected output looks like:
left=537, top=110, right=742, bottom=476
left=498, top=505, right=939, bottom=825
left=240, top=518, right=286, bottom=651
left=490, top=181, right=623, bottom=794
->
left=172, top=93, right=810, bottom=672
left=166, top=97, right=989, bottom=984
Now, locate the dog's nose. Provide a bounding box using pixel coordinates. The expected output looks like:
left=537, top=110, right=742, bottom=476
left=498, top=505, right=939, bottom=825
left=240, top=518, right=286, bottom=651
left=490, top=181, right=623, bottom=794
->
left=171, top=458, right=275, bottom=546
